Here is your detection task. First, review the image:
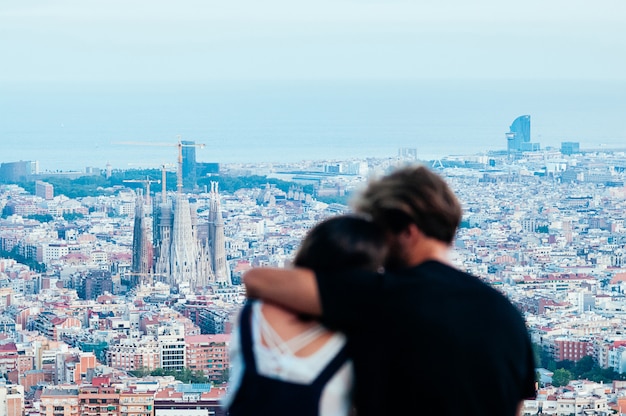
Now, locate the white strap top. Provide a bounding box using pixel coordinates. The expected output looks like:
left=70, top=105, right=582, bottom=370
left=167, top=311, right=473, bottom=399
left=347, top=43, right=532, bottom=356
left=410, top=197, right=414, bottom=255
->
left=222, top=301, right=355, bottom=416
left=257, top=309, right=328, bottom=355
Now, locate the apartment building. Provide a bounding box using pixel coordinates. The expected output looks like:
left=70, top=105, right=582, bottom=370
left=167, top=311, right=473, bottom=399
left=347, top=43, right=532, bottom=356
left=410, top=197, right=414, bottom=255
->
left=185, top=334, right=230, bottom=383
left=119, top=387, right=155, bottom=416
left=153, top=385, right=227, bottom=416
left=79, top=377, right=120, bottom=416
left=0, top=382, right=23, bottom=416
left=40, top=386, right=79, bottom=416
left=158, top=325, right=185, bottom=372
left=107, top=336, right=160, bottom=371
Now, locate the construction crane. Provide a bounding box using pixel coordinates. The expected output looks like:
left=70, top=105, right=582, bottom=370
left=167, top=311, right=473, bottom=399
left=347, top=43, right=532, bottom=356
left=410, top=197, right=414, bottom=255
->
left=122, top=176, right=161, bottom=206
left=116, top=136, right=206, bottom=195
left=127, top=162, right=175, bottom=204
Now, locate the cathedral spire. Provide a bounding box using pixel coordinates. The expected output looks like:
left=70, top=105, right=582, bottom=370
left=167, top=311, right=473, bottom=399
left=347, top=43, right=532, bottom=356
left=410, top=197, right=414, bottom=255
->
left=209, top=181, right=231, bottom=285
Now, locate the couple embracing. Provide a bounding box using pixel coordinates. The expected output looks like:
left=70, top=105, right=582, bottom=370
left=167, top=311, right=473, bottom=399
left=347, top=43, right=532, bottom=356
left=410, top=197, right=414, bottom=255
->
left=224, top=165, right=536, bottom=416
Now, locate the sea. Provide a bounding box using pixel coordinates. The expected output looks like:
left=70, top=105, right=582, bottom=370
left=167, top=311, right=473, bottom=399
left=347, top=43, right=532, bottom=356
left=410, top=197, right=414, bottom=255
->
left=1, top=79, right=625, bottom=172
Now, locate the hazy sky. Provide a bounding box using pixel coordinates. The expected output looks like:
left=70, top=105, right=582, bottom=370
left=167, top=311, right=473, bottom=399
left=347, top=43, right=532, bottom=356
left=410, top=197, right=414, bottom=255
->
left=2, top=0, right=626, bottom=83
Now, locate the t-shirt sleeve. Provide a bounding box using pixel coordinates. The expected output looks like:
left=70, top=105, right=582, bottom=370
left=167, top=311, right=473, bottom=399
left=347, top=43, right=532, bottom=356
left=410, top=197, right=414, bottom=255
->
left=316, top=269, right=384, bottom=331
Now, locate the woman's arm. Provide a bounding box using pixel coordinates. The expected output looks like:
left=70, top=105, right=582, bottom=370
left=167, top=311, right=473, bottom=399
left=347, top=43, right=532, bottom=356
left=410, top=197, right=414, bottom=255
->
left=243, top=267, right=322, bottom=316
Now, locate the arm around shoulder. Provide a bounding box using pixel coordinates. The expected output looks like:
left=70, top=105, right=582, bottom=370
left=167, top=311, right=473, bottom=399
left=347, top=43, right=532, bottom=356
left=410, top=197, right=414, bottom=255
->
left=243, top=267, right=322, bottom=316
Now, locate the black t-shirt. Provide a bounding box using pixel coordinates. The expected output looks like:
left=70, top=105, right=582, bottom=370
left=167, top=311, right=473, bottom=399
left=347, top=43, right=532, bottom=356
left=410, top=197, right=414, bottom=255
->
left=317, top=260, right=536, bottom=416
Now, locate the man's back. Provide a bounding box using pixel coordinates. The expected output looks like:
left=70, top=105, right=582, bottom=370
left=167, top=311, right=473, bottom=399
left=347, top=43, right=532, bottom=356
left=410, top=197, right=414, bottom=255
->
left=318, top=260, right=536, bottom=415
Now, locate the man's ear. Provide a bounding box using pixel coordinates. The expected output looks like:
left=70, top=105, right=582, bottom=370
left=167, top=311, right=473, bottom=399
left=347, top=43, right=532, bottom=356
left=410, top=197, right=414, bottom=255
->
left=405, top=223, right=424, bottom=243
left=394, top=223, right=422, bottom=248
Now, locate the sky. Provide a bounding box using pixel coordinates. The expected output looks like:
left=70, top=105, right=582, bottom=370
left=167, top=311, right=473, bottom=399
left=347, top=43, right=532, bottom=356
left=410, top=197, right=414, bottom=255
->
left=2, top=0, right=626, bottom=84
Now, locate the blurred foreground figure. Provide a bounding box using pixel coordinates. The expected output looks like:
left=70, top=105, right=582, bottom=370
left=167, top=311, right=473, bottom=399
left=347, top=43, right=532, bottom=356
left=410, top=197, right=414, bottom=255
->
left=244, top=165, right=536, bottom=416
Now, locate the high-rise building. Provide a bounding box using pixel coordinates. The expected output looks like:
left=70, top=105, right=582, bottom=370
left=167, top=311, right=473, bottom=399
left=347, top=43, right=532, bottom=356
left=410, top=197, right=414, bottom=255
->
left=181, top=140, right=197, bottom=191
left=507, top=115, right=530, bottom=151
left=506, top=115, right=539, bottom=153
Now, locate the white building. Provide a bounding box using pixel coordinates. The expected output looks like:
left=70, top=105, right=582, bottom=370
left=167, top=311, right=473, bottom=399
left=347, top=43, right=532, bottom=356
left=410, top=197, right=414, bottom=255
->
left=158, top=324, right=186, bottom=372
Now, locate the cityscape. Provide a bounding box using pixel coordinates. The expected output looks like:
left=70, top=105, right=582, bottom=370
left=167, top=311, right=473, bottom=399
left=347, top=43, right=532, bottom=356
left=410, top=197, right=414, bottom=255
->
left=2, top=115, right=626, bottom=415
left=3, top=0, right=626, bottom=413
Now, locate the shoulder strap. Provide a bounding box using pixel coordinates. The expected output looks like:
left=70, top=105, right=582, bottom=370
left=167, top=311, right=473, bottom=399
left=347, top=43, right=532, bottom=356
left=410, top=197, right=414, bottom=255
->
left=312, top=342, right=350, bottom=386
left=238, top=301, right=258, bottom=373
left=258, top=311, right=328, bottom=355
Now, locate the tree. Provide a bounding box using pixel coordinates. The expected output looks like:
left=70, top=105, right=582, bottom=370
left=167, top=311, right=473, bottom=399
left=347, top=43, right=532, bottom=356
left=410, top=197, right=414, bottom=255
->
left=558, top=359, right=575, bottom=371
left=534, top=342, right=556, bottom=371
left=190, top=370, right=209, bottom=384
left=573, top=355, right=595, bottom=377
left=145, top=367, right=208, bottom=384
left=599, top=367, right=626, bottom=382
left=63, top=212, right=84, bottom=221
left=0, top=247, right=46, bottom=273
left=214, top=368, right=229, bottom=385
left=1, top=205, right=11, bottom=218
left=128, top=367, right=150, bottom=378
left=551, top=368, right=572, bottom=387
left=197, top=174, right=304, bottom=195
left=26, top=214, right=54, bottom=223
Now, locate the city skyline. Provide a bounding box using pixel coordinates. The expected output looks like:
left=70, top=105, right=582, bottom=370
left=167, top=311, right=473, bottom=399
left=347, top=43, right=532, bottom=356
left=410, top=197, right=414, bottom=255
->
left=2, top=143, right=626, bottom=412
left=2, top=1, right=626, bottom=411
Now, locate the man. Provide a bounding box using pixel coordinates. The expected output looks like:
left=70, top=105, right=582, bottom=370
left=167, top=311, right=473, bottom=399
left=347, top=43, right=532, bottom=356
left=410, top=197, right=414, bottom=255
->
left=244, top=165, right=536, bottom=415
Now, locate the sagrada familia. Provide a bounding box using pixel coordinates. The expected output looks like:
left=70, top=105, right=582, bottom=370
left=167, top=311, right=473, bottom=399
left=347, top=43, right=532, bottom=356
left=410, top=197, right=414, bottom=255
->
left=130, top=141, right=231, bottom=293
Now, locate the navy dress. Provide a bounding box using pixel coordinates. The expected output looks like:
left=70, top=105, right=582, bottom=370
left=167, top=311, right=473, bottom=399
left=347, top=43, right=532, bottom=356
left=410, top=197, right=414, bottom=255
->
left=227, top=301, right=350, bottom=416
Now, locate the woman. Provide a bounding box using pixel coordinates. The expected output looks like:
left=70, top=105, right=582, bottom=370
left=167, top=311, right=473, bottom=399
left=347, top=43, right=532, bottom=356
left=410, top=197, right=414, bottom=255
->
left=223, top=214, right=387, bottom=416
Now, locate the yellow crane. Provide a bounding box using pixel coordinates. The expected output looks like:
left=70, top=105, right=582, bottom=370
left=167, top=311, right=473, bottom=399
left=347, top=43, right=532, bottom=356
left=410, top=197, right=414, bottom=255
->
left=116, top=136, right=206, bottom=195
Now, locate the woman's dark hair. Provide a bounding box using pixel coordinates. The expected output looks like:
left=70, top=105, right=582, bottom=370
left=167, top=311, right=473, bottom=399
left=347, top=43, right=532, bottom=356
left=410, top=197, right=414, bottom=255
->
left=293, top=215, right=387, bottom=273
